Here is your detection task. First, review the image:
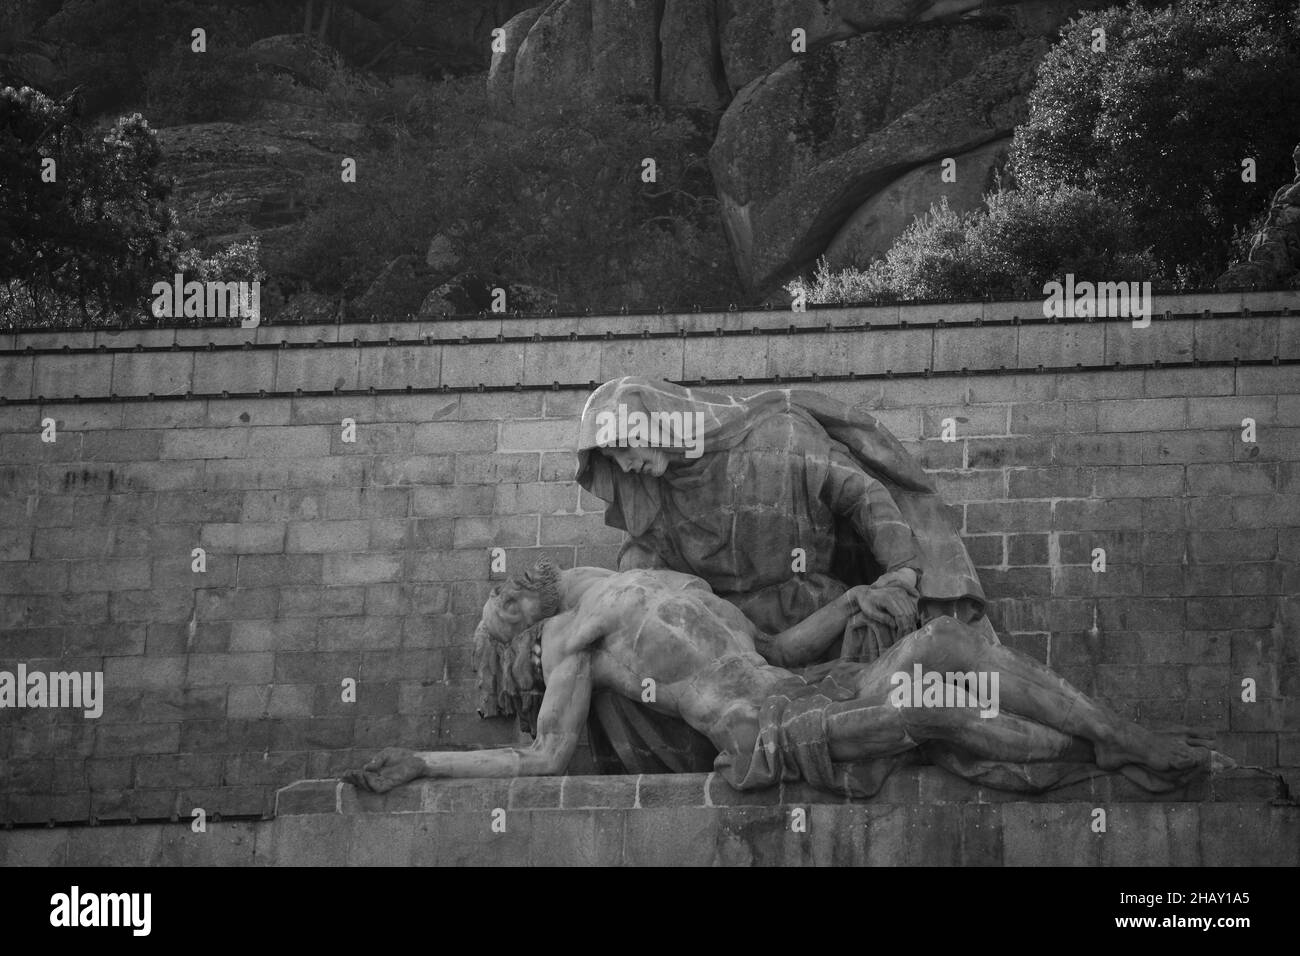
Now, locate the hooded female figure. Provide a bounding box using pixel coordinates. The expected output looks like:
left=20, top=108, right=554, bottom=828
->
left=575, top=378, right=995, bottom=771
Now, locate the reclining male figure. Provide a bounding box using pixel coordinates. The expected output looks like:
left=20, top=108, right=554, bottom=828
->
left=344, top=562, right=1229, bottom=794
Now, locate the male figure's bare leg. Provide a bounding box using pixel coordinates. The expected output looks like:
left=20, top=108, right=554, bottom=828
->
left=845, top=617, right=1215, bottom=773
left=824, top=700, right=1091, bottom=764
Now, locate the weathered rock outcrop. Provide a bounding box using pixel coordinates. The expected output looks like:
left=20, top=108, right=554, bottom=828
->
left=488, top=0, right=1106, bottom=293
left=710, top=27, right=1045, bottom=291
left=508, top=0, right=661, bottom=114
left=1218, top=145, right=1300, bottom=290
left=488, top=5, right=548, bottom=112
left=492, top=0, right=731, bottom=113
left=157, top=119, right=368, bottom=249
left=247, top=34, right=355, bottom=91
left=824, top=137, right=1010, bottom=270
left=719, top=0, right=1103, bottom=93
left=660, top=0, right=731, bottom=112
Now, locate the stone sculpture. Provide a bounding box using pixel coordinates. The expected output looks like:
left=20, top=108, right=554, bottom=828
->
left=345, top=561, right=1231, bottom=796
left=575, top=377, right=995, bottom=772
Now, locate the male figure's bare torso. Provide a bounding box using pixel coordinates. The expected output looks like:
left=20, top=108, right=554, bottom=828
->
left=539, top=567, right=792, bottom=757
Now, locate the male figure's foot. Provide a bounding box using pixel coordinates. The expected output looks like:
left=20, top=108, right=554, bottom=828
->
left=1094, top=728, right=1214, bottom=774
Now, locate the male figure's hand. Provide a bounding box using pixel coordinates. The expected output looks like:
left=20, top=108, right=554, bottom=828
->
left=848, top=584, right=917, bottom=630
left=342, top=747, right=425, bottom=794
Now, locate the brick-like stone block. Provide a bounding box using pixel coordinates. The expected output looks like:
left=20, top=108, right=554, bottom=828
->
left=413, top=421, right=497, bottom=453
left=1106, top=319, right=1195, bottom=365
left=347, top=813, right=419, bottom=866
left=539, top=514, right=625, bottom=546
left=967, top=436, right=1053, bottom=469
left=1017, top=324, right=1105, bottom=368
left=1096, top=398, right=1186, bottom=433
left=523, top=340, right=601, bottom=385
left=187, top=652, right=274, bottom=686
left=621, top=807, right=718, bottom=866
left=599, top=339, right=683, bottom=382
left=966, top=501, right=1052, bottom=534
left=454, top=452, right=539, bottom=485
left=192, top=351, right=277, bottom=394
left=684, top=336, right=770, bottom=380
left=853, top=328, right=933, bottom=376
left=497, top=419, right=577, bottom=452
left=111, top=353, right=194, bottom=397
left=357, top=342, right=442, bottom=392
left=1186, top=462, right=1276, bottom=496
left=1093, top=464, right=1184, bottom=498
left=1008, top=466, right=1093, bottom=498
left=453, top=514, right=539, bottom=549
left=33, top=354, right=113, bottom=400
left=439, top=343, right=526, bottom=388
left=921, top=404, right=1008, bottom=439
left=934, top=326, right=1016, bottom=372
left=272, top=349, right=360, bottom=392
left=1195, top=317, right=1279, bottom=362
left=0, top=355, right=34, bottom=400
left=1054, top=499, right=1142, bottom=531
left=160, top=428, right=249, bottom=460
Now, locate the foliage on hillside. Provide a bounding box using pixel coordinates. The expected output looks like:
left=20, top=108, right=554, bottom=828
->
left=795, top=0, right=1300, bottom=304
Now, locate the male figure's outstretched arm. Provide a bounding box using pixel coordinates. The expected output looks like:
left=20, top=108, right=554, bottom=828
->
left=344, top=649, right=593, bottom=794
left=757, top=574, right=921, bottom=667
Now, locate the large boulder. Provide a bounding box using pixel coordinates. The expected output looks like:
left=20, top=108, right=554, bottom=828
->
left=495, top=0, right=728, bottom=113
left=709, top=22, right=1046, bottom=291
left=718, top=0, right=979, bottom=94
left=488, top=5, right=546, bottom=111
left=511, top=0, right=659, bottom=114
left=824, top=137, right=1010, bottom=270
left=247, top=34, right=346, bottom=90
left=660, top=0, right=730, bottom=111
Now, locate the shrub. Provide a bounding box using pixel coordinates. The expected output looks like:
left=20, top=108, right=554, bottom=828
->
left=1011, top=0, right=1300, bottom=282
left=789, top=187, right=1159, bottom=303
left=0, top=86, right=180, bottom=327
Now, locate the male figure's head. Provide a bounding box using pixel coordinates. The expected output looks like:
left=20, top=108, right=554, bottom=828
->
left=472, top=561, right=562, bottom=734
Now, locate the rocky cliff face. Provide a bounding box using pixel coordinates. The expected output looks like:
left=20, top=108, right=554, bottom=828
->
left=488, top=0, right=1106, bottom=296
left=157, top=119, right=368, bottom=252
left=1218, top=145, right=1300, bottom=291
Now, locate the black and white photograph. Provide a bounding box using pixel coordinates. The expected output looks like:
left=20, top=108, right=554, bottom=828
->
left=0, top=0, right=1295, bottom=919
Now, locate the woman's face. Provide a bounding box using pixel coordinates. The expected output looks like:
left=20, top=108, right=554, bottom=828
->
left=600, top=444, right=671, bottom=477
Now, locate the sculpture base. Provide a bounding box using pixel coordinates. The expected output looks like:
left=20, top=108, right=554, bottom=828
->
left=2, top=768, right=1292, bottom=866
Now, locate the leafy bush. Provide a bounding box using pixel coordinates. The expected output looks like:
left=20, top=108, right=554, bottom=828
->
left=1011, top=0, right=1300, bottom=282
left=788, top=187, right=1158, bottom=303
left=175, top=236, right=267, bottom=284
left=0, top=86, right=180, bottom=327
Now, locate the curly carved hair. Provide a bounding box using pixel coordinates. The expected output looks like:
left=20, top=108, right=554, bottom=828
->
left=472, top=561, right=561, bottom=736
